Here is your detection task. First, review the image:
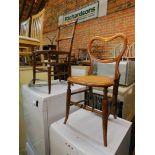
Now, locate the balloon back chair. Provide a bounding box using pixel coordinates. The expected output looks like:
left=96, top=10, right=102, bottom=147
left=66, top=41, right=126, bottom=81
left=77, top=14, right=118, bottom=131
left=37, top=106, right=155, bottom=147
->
left=31, top=19, right=78, bottom=94
left=64, top=33, right=127, bottom=146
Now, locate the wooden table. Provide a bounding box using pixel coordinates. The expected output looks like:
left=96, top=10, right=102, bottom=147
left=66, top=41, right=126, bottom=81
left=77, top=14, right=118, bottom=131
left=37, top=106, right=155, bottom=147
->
left=19, top=36, right=41, bottom=65
left=19, top=36, right=40, bottom=47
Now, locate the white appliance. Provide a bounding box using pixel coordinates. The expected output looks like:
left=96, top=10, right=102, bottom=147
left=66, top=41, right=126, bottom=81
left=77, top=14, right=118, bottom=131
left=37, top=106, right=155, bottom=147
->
left=22, top=80, right=85, bottom=155
left=96, top=60, right=135, bottom=86
left=50, top=109, right=132, bottom=155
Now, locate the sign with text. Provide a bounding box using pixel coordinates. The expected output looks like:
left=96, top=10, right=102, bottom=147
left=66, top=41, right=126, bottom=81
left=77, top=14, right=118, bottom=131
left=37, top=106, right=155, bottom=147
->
left=63, top=1, right=99, bottom=23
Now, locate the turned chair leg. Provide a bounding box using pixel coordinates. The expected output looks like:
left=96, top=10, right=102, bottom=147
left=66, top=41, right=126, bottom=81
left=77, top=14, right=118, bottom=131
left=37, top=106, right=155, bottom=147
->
left=102, top=87, right=108, bottom=146
left=64, top=82, right=71, bottom=124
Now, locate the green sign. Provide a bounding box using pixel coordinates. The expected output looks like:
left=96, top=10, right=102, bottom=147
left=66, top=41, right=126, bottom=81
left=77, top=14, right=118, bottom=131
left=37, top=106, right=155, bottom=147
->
left=63, top=1, right=99, bottom=23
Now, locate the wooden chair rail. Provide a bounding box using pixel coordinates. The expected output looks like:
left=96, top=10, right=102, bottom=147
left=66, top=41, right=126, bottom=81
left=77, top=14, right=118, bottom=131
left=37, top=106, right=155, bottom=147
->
left=70, top=101, right=103, bottom=116
left=56, top=36, right=73, bottom=42
left=58, top=19, right=78, bottom=28
left=33, top=50, right=70, bottom=55
left=19, top=52, right=32, bottom=56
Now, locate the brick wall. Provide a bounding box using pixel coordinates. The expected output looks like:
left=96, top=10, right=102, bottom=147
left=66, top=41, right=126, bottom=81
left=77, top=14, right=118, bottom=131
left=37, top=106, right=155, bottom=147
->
left=43, top=0, right=135, bottom=56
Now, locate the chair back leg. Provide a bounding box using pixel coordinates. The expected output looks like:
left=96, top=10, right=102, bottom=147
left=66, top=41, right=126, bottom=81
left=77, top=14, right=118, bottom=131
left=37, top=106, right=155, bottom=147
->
left=102, top=87, right=108, bottom=146
left=112, top=78, right=119, bottom=119
left=64, top=82, right=71, bottom=124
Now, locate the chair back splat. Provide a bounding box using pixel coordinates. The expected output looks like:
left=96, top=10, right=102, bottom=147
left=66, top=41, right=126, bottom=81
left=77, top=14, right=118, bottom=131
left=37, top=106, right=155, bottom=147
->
left=20, top=17, right=31, bottom=37
left=87, top=33, right=127, bottom=80
left=64, top=33, right=127, bottom=147
left=19, top=17, right=31, bottom=66
left=31, top=9, right=44, bottom=42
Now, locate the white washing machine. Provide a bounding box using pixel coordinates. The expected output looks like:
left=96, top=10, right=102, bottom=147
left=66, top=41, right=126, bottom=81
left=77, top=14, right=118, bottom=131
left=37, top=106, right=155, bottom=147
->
left=22, top=80, right=85, bottom=155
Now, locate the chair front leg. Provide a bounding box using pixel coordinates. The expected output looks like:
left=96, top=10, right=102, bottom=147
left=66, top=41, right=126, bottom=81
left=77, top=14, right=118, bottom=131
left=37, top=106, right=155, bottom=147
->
left=64, top=81, right=71, bottom=124
left=102, top=87, right=108, bottom=146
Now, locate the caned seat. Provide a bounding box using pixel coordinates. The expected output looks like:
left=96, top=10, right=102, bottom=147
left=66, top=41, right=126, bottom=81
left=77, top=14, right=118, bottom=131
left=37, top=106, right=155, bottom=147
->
left=64, top=33, right=127, bottom=147
left=68, top=76, right=114, bottom=87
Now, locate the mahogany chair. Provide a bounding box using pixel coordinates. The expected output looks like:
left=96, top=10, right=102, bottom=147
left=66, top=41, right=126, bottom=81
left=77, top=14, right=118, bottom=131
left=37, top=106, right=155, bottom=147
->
left=64, top=33, right=127, bottom=146
left=31, top=19, right=78, bottom=94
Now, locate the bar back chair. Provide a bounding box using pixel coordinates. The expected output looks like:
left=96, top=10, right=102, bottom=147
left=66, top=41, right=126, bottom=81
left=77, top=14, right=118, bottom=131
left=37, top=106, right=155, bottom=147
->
left=64, top=33, right=127, bottom=146
left=31, top=19, right=78, bottom=94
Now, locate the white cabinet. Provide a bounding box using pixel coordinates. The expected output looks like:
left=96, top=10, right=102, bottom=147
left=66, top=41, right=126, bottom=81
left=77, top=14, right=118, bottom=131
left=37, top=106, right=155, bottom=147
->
left=97, top=61, right=135, bottom=86
left=50, top=109, right=132, bottom=155
left=22, top=80, right=85, bottom=155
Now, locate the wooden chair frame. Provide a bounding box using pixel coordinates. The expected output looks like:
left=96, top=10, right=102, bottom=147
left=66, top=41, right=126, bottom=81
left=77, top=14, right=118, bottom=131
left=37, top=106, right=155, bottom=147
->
left=31, top=19, right=78, bottom=94
left=64, top=33, right=127, bottom=147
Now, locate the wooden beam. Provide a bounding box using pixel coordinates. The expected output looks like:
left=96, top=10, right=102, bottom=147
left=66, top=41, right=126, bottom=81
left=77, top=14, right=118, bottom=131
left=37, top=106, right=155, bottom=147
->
left=19, top=0, right=26, bottom=21
left=25, top=0, right=35, bottom=20
left=36, top=0, right=47, bottom=13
